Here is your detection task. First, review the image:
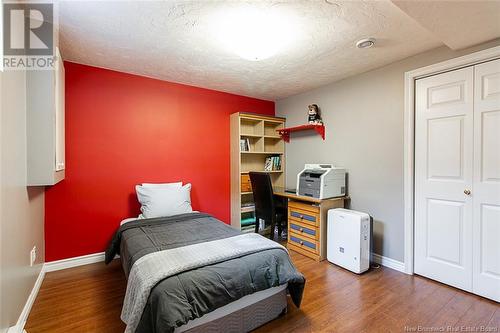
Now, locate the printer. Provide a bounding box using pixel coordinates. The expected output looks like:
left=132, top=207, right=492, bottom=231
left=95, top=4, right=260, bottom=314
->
left=297, top=164, right=346, bottom=199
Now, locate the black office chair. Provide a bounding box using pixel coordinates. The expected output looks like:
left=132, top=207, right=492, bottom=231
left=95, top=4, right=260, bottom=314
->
left=249, top=172, right=287, bottom=240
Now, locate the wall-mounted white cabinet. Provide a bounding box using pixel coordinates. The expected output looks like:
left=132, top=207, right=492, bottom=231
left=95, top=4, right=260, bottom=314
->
left=27, top=48, right=65, bottom=186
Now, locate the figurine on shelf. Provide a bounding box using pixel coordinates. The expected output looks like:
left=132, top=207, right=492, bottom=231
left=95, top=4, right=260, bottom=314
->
left=308, top=104, right=323, bottom=125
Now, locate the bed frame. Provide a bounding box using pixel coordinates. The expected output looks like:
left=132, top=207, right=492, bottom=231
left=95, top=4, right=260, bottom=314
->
left=177, top=284, right=288, bottom=333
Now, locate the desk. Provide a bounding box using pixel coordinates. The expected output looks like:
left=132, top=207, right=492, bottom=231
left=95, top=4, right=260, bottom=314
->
left=274, top=187, right=347, bottom=261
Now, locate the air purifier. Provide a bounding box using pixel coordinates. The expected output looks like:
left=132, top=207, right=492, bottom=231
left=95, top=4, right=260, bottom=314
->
left=327, top=208, right=371, bottom=274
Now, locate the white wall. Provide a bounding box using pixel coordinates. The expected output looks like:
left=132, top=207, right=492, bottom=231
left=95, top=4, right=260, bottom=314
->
left=0, top=68, right=46, bottom=331
left=277, top=40, right=500, bottom=262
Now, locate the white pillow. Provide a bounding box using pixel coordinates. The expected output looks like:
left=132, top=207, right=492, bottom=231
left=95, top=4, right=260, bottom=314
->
left=141, top=182, right=182, bottom=188
left=136, top=183, right=193, bottom=218
left=136, top=183, right=183, bottom=218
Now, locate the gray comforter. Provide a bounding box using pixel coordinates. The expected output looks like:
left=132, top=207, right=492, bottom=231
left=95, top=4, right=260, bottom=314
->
left=105, top=213, right=305, bottom=333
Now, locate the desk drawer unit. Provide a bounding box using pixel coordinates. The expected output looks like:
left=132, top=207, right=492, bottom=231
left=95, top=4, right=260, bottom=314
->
left=289, top=220, right=319, bottom=241
left=286, top=197, right=345, bottom=261
left=288, top=207, right=319, bottom=227
left=288, top=200, right=319, bottom=213
left=288, top=232, right=319, bottom=255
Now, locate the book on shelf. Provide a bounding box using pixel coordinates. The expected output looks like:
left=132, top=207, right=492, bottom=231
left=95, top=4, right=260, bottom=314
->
left=264, top=155, right=281, bottom=171
left=240, top=138, right=250, bottom=152
left=241, top=202, right=255, bottom=214
left=241, top=225, right=256, bottom=233
left=241, top=217, right=256, bottom=227
left=264, top=157, right=272, bottom=171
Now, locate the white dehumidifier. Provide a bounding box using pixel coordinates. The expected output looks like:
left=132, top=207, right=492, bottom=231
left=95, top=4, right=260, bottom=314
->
left=327, top=208, right=371, bottom=274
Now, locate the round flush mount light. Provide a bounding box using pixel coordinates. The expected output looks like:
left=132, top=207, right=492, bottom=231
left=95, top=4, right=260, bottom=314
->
left=356, top=38, right=376, bottom=49
left=209, top=6, right=300, bottom=61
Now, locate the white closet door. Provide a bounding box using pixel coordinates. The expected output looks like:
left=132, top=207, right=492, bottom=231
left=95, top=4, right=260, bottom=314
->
left=415, top=67, right=474, bottom=291
left=473, top=59, right=500, bottom=302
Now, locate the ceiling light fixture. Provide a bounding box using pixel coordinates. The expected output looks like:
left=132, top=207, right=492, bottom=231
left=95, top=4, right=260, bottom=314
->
left=356, top=38, right=376, bottom=49
left=210, top=6, right=300, bottom=61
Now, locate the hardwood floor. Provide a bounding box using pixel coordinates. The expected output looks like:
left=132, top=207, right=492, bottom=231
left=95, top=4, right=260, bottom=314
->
left=26, top=251, right=499, bottom=333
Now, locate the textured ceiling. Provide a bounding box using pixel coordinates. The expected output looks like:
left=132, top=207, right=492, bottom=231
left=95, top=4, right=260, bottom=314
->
left=59, top=0, right=443, bottom=100
left=392, top=0, right=500, bottom=50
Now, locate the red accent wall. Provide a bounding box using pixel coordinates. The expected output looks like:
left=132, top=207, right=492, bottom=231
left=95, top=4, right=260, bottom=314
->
left=45, top=62, right=274, bottom=261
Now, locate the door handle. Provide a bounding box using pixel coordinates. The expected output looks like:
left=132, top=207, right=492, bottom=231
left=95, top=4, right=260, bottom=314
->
left=464, top=189, right=471, bottom=195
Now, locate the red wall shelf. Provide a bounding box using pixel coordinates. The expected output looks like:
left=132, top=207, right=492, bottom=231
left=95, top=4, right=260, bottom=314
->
left=277, top=124, right=325, bottom=143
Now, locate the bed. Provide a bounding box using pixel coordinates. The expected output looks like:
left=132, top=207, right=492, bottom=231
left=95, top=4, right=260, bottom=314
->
left=105, top=212, right=305, bottom=333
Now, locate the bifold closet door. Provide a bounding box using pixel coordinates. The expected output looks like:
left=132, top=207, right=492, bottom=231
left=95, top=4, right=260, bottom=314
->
left=414, top=67, right=474, bottom=292
left=472, top=59, right=500, bottom=302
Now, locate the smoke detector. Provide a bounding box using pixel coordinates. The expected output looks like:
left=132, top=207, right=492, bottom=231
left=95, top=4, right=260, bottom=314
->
left=356, top=38, right=376, bottom=49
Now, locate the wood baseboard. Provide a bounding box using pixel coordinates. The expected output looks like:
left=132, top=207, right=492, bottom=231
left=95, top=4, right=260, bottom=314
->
left=371, top=253, right=405, bottom=273
left=44, top=252, right=106, bottom=272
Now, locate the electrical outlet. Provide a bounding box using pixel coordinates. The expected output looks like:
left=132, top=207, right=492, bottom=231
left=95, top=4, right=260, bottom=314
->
left=30, top=246, right=37, bottom=267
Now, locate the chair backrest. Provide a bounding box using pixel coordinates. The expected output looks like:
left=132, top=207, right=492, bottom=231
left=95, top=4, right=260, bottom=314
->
left=249, top=172, right=275, bottom=223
